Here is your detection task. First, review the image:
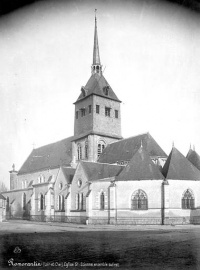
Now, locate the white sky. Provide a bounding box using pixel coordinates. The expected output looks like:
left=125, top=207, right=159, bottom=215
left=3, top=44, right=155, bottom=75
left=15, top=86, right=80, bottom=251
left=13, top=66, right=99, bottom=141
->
left=0, top=0, right=200, bottom=187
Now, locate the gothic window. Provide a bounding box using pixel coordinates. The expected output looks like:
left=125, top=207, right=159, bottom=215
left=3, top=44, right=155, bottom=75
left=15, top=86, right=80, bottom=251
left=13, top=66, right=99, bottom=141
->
left=58, top=195, right=65, bottom=211
left=75, top=193, right=79, bottom=210
left=96, top=105, right=100, bottom=114
left=182, top=189, right=194, bottom=209
left=77, top=144, right=82, bottom=160
left=85, top=140, right=88, bottom=159
left=22, top=180, right=24, bottom=189
left=100, top=192, right=105, bottom=210
left=38, top=193, right=44, bottom=211
left=76, top=111, right=78, bottom=119
left=97, top=140, right=106, bottom=158
left=80, top=193, right=84, bottom=210
left=131, top=190, right=148, bottom=210
left=105, top=107, right=111, bottom=117
left=22, top=193, right=26, bottom=210
left=89, top=105, right=92, bottom=114
left=6, top=197, right=9, bottom=212
left=115, top=110, right=119, bottom=118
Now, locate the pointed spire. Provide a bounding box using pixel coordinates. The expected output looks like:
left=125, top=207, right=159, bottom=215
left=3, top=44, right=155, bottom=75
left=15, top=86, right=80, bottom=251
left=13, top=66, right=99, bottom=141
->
left=91, top=9, right=102, bottom=75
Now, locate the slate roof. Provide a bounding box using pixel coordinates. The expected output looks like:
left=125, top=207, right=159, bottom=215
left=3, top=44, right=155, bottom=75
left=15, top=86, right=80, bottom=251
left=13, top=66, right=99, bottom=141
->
left=186, top=149, right=200, bottom=171
left=62, top=167, right=76, bottom=184
left=162, top=147, right=200, bottom=180
left=98, top=133, right=167, bottom=164
left=81, top=161, right=124, bottom=181
left=75, top=73, right=121, bottom=103
left=18, top=137, right=73, bottom=175
left=117, top=146, right=164, bottom=181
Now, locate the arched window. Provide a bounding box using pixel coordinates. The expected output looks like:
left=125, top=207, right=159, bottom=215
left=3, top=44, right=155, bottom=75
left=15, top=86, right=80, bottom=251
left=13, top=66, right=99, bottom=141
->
left=80, top=193, right=83, bottom=210
left=38, top=193, right=44, bottom=211
left=182, top=189, right=194, bottom=209
left=77, top=144, right=82, bottom=160
left=75, top=193, right=80, bottom=210
left=85, top=141, right=88, bottom=159
left=22, top=193, right=26, bottom=210
left=41, top=194, right=44, bottom=210
left=100, top=192, right=105, bottom=210
left=131, top=190, right=148, bottom=210
left=6, top=197, right=9, bottom=212
left=58, top=195, right=65, bottom=211
left=97, top=140, right=106, bottom=158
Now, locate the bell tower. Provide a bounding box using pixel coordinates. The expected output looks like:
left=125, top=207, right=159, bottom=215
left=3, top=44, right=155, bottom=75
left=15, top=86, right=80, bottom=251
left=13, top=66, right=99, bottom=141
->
left=72, top=10, right=122, bottom=164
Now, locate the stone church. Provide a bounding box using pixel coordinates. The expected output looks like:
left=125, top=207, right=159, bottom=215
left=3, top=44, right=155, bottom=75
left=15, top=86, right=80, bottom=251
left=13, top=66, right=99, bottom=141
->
left=1, top=14, right=200, bottom=225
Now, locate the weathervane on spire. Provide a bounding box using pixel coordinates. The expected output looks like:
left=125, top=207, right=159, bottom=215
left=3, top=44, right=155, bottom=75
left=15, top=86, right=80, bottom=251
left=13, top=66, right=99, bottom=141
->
left=92, top=8, right=102, bottom=75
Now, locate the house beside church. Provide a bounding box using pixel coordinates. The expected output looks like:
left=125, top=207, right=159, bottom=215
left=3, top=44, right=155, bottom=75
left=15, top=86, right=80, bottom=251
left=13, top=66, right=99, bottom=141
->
left=1, top=13, right=200, bottom=225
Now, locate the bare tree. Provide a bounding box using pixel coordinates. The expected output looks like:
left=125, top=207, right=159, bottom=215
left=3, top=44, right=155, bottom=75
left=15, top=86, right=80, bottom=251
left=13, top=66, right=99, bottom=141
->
left=0, top=181, right=8, bottom=192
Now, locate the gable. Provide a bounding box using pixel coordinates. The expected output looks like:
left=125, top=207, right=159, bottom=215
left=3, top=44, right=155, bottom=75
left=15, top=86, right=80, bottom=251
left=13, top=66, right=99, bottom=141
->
left=117, top=147, right=164, bottom=181
left=81, top=161, right=124, bottom=181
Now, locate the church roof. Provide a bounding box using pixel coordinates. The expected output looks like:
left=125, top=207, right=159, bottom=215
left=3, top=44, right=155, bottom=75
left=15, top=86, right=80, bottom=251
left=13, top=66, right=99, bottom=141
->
left=162, top=147, right=200, bottom=180
left=75, top=73, right=121, bottom=103
left=117, top=146, right=164, bottom=181
left=18, top=137, right=73, bottom=175
left=61, top=167, right=76, bottom=184
left=81, top=161, right=124, bottom=181
left=98, top=133, right=167, bottom=164
left=186, top=149, right=200, bottom=171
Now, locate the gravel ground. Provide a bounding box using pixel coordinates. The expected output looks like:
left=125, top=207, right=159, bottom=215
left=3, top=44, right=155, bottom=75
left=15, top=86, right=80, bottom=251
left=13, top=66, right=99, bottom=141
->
left=0, top=220, right=200, bottom=270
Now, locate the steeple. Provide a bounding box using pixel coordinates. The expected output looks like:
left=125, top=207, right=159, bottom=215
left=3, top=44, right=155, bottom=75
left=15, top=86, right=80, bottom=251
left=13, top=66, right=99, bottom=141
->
left=91, top=9, right=102, bottom=75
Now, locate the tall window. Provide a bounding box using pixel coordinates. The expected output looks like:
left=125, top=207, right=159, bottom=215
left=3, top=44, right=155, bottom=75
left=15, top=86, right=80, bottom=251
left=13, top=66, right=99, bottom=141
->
left=38, top=193, right=44, bottom=211
left=98, top=140, right=106, bottom=158
left=75, top=194, right=80, bottom=210
left=81, top=108, right=86, bottom=117
left=22, top=193, right=26, bottom=210
left=105, top=107, right=111, bottom=117
left=6, top=197, right=9, bottom=212
left=85, top=141, right=88, bottom=159
left=77, top=144, right=82, bottom=160
left=58, top=195, right=65, bottom=211
left=182, top=189, right=194, bottom=209
left=80, top=193, right=83, bottom=210
left=75, top=193, right=84, bottom=210
left=115, top=110, right=119, bottom=118
left=89, top=105, right=92, bottom=114
left=100, top=192, right=105, bottom=210
left=96, top=105, right=100, bottom=114
left=131, top=190, right=148, bottom=210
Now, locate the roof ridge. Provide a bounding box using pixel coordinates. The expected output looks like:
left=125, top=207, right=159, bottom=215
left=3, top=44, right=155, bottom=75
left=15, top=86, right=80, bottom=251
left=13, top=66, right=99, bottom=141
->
left=33, top=136, right=74, bottom=151
left=108, top=132, right=149, bottom=145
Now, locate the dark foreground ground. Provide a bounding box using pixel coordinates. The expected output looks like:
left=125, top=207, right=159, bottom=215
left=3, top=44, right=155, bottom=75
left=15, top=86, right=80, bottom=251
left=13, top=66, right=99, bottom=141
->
left=0, top=221, right=200, bottom=270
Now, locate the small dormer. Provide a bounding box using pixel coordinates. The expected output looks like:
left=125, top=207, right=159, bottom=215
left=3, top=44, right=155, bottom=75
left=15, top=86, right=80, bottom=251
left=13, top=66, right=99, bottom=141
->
left=81, top=87, right=87, bottom=97
left=103, top=86, right=110, bottom=96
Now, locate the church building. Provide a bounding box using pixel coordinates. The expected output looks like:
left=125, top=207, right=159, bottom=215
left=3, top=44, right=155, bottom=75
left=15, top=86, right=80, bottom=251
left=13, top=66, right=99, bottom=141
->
left=1, top=13, right=200, bottom=225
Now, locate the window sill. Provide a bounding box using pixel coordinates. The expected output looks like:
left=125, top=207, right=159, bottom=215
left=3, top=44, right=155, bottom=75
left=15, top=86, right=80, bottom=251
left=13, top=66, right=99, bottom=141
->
left=70, top=210, right=86, bottom=212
